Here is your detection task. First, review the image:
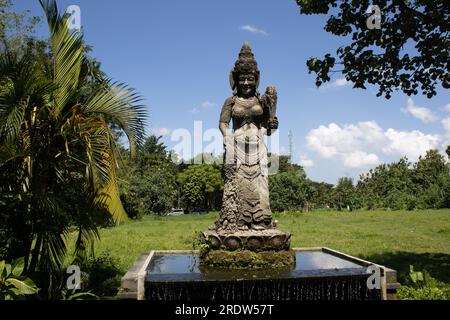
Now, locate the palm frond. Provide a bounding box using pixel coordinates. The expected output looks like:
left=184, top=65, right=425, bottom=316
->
left=73, top=116, right=128, bottom=224
left=30, top=195, right=69, bottom=274
left=94, top=166, right=129, bottom=225
left=0, top=95, right=27, bottom=145
left=40, top=0, right=83, bottom=116
left=0, top=43, right=53, bottom=145
left=81, top=81, right=147, bottom=157
left=78, top=117, right=113, bottom=186
left=73, top=224, right=99, bottom=265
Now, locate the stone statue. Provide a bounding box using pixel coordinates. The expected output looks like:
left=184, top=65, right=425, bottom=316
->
left=203, top=43, right=292, bottom=257
left=215, top=42, right=278, bottom=232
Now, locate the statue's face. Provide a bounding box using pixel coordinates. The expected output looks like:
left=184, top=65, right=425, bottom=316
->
left=237, top=73, right=256, bottom=98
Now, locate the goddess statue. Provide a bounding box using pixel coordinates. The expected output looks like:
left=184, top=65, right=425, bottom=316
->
left=203, top=43, right=292, bottom=259
left=213, top=43, right=279, bottom=233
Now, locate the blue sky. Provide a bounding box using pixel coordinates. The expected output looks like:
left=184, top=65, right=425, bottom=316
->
left=14, top=0, right=450, bottom=184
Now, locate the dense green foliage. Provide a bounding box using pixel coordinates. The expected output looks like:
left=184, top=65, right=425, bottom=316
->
left=79, top=254, right=121, bottom=298
left=0, top=0, right=146, bottom=298
left=334, top=177, right=356, bottom=210
left=309, top=181, right=334, bottom=209
left=296, top=0, right=449, bottom=98
left=356, top=150, right=450, bottom=210
left=397, top=265, right=448, bottom=300
left=116, top=147, right=450, bottom=214
left=177, top=162, right=223, bottom=211
left=267, top=151, right=450, bottom=212
left=0, top=0, right=41, bottom=50
left=0, top=258, right=39, bottom=300
left=118, top=136, right=178, bottom=218
left=357, top=157, right=414, bottom=209
left=269, top=156, right=312, bottom=211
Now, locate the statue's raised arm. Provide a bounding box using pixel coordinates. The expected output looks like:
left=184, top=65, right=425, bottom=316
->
left=261, top=85, right=278, bottom=136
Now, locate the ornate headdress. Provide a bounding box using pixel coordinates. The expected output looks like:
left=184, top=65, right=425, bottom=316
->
left=230, top=42, right=260, bottom=93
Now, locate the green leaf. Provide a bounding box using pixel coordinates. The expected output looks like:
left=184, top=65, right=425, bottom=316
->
left=416, top=271, right=424, bottom=282
left=11, top=257, right=24, bottom=277
left=5, top=287, right=21, bottom=297
left=5, top=278, right=38, bottom=295
left=4, top=263, right=11, bottom=277
left=0, top=260, right=5, bottom=277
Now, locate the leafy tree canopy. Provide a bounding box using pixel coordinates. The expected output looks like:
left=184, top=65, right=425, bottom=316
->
left=177, top=164, right=223, bottom=211
left=0, top=0, right=41, bottom=50
left=143, top=135, right=168, bottom=157
left=334, top=177, right=356, bottom=210
left=296, top=0, right=449, bottom=99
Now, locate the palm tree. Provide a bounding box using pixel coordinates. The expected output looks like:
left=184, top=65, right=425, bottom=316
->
left=0, top=0, right=146, bottom=284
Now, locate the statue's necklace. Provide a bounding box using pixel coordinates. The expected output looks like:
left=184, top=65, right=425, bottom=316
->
left=235, top=96, right=258, bottom=108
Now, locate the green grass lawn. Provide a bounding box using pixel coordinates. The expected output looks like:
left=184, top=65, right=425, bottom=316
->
left=69, top=209, right=450, bottom=291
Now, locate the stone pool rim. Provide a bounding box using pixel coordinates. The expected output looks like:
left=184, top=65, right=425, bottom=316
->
left=117, top=247, right=400, bottom=300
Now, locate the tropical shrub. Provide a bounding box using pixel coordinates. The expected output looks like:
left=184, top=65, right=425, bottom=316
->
left=397, top=265, right=448, bottom=300
left=80, top=254, right=121, bottom=297
left=0, top=258, right=38, bottom=300
left=397, top=286, right=446, bottom=300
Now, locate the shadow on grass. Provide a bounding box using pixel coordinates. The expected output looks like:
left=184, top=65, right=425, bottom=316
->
left=363, top=251, right=450, bottom=284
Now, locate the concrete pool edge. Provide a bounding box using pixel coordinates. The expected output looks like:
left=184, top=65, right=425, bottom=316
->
left=116, top=248, right=401, bottom=300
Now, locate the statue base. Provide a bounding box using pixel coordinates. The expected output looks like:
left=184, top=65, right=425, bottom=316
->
left=200, top=249, right=296, bottom=270
left=199, top=229, right=294, bottom=269
left=203, top=229, right=292, bottom=251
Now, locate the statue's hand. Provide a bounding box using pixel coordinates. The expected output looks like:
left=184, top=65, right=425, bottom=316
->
left=223, top=135, right=232, bottom=149
left=265, top=86, right=277, bottom=98
left=268, top=117, right=279, bottom=130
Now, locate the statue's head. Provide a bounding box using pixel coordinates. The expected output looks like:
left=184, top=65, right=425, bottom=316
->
left=230, top=42, right=260, bottom=98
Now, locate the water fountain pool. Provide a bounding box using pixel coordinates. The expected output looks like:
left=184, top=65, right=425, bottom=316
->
left=117, top=247, right=400, bottom=301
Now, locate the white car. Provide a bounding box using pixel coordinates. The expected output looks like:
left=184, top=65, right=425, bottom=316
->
left=167, top=209, right=185, bottom=216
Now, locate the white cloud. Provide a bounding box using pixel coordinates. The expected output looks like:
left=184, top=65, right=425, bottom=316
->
left=316, top=77, right=352, bottom=91
left=149, top=127, right=171, bottom=137
left=343, top=151, right=380, bottom=168
left=306, top=121, right=385, bottom=160
left=383, top=129, right=440, bottom=160
left=240, top=25, right=268, bottom=36
left=442, top=103, right=450, bottom=113
left=442, top=117, right=450, bottom=132
left=299, top=156, right=315, bottom=168
left=201, top=101, right=217, bottom=109
left=401, top=98, right=438, bottom=123
left=332, top=78, right=351, bottom=87
left=440, top=119, right=450, bottom=154
left=306, top=120, right=443, bottom=168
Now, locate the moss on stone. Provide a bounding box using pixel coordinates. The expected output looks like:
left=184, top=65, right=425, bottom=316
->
left=200, top=249, right=296, bottom=269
